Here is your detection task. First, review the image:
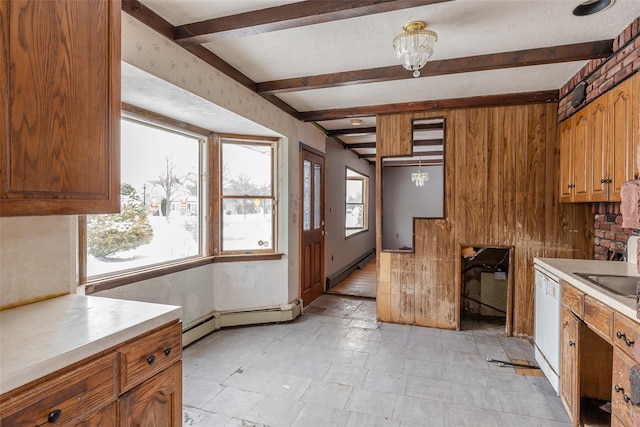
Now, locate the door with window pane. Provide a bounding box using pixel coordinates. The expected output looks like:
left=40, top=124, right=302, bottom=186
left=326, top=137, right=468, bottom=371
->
left=301, top=147, right=325, bottom=305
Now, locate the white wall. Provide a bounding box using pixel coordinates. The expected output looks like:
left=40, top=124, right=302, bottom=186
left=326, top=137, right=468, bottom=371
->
left=0, top=12, right=328, bottom=329
left=325, top=138, right=376, bottom=277
left=97, top=13, right=323, bottom=323
left=0, top=216, right=76, bottom=308
left=382, top=165, right=444, bottom=250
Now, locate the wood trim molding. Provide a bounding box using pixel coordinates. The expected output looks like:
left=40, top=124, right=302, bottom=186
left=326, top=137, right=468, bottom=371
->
left=122, top=103, right=212, bottom=136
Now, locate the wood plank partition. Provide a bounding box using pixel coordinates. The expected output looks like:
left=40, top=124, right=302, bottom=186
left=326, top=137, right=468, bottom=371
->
left=376, top=103, right=594, bottom=337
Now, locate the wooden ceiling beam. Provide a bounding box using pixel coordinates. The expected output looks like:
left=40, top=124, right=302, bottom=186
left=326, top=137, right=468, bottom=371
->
left=343, top=138, right=443, bottom=149
left=328, top=122, right=443, bottom=137
left=299, top=90, right=559, bottom=121
left=174, top=0, right=451, bottom=45
left=257, top=40, right=613, bottom=94
left=327, top=127, right=377, bottom=137
left=359, top=150, right=443, bottom=159
left=382, top=159, right=443, bottom=166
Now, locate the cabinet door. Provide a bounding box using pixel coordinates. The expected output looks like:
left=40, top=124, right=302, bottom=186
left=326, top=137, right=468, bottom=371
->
left=0, top=0, right=120, bottom=216
left=560, top=306, right=581, bottom=426
left=608, top=75, right=637, bottom=202
left=119, top=362, right=182, bottom=427
left=587, top=98, right=609, bottom=202
left=77, top=402, right=117, bottom=427
left=559, top=120, right=574, bottom=203
left=572, top=111, right=589, bottom=203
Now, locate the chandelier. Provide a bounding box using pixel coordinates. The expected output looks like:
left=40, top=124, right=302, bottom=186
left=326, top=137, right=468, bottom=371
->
left=411, top=159, right=429, bottom=187
left=393, top=21, right=438, bottom=78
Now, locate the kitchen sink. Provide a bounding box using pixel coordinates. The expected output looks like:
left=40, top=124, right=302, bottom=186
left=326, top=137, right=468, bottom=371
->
left=574, top=273, right=640, bottom=298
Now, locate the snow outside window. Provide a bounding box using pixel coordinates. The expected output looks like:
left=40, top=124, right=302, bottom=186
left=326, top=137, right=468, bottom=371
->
left=345, top=168, right=368, bottom=237
left=85, top=117, right=204, bottom=279
left=220, top=138, right=276, bottom=254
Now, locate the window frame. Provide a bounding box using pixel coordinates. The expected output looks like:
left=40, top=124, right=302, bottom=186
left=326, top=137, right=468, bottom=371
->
left=345, top=167, right=369, bottom=238
left=79, top=106, right=211, bottom=290
left=214, top=134, right=279, bottom=256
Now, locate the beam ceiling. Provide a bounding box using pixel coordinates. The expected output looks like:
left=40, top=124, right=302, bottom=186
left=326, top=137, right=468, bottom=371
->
left=125, top=1, right=594, bottom=123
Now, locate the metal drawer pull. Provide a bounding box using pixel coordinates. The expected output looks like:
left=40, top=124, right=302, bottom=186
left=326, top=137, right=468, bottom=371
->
left=147, top=355, right=156, bottom=365
left=626, top=338, right=635, bottom=347
left=614, top=385, right=631, bottom=403
left=164, top=347, right=172, bottom=356
left=47, top=409, right=62, bottom=423
left=569, top=341, right=575, bottom=347
left=617, top=331, right=625, bottom=339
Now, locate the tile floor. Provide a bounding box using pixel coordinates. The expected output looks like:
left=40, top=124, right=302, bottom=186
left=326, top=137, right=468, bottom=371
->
left=182, top=294, right=571, bottom=427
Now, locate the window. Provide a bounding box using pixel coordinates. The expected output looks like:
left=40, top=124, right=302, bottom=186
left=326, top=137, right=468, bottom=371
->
left=83, top=116, right=205, bottom=281
left=219, top=136, right=277, bottom=254
left=345, top=167, right=369, bottom=237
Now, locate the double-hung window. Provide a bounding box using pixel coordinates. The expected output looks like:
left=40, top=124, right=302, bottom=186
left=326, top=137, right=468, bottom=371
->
left=345, top=167, right=369, bottom=237
left=218, top=136, right=277, bottom=254
left=81, top=114, right=206, bottom=282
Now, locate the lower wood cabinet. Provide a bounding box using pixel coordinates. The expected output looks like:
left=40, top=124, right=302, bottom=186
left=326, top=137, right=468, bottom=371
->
left=77, top=402, right=118, bottom=427
left=560, top=306, right=582, bottom=424
left=0, top=321, right=182, bottom=427
left=119, top=362, right=182, bottom=427
left=612, top=314, right=640, bottom=426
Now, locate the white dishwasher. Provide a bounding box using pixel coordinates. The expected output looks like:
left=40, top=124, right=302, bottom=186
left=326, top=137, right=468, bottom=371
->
left=534, top=265, right=561, bottom=394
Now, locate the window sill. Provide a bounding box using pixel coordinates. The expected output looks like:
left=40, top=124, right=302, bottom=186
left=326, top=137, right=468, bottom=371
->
left=213, top=253, right=283, bottom=263
left=345, top=229, right=368, bottom=239
left=81, top=257, right=215, bottom=294
left=81, top=253, right=284, bottom=295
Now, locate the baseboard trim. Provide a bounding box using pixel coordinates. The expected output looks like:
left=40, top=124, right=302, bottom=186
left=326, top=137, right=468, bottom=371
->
left=326, top=248, right=375, bottom=289
left=182, top=298, right=303, bottom=346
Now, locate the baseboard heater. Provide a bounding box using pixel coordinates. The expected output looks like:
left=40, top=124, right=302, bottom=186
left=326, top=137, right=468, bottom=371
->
left=326, top=248, right=375, bottom=289
left=182, top=298, right=303, bottom=347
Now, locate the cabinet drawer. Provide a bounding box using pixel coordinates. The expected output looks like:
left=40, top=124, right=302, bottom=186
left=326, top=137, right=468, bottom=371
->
left=584, top=295, right=614, bottom=343
left=562, top=281, right=583, bottom=317
left=612, top=348, right=636, bottom=426
left=119, top=321, right=182, bottom=393
left=613, top=313, right=640, bottom=362
left=0, top=352, right=117, bottom=427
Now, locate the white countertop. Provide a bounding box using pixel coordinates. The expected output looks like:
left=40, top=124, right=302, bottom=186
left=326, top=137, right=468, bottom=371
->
left=0, top=294, right=182, bottom=395
left=535, top=257, right=640, bottom=321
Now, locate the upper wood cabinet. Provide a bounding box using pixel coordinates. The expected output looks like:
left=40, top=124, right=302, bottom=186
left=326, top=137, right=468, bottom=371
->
left=559, top=109, right=589, bottom=203
left=588, top=96, right=609, bottom=202
left=560, top=74, right=638, bottom=203
left=609, top=75, right=639, bottom=200
left=0, top=0, right=121, bottom=216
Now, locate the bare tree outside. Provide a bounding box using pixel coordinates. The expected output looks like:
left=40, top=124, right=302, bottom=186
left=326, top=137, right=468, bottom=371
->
left=150, top=156, right=196, bottom=222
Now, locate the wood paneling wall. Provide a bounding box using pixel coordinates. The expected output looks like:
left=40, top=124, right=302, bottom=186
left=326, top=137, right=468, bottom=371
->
left=376, top=103, right=594, bottom=337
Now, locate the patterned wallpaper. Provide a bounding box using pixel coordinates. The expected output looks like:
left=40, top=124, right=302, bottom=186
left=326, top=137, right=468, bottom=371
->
left=121, top=13, right=299, bottom=141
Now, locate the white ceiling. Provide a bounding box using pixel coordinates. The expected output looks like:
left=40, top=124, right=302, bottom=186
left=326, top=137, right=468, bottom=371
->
left=131, top=0, right=640, bottom=161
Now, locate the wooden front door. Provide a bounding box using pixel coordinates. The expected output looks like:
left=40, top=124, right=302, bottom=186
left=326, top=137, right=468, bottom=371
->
left=300, top=147, right=325, bottom=305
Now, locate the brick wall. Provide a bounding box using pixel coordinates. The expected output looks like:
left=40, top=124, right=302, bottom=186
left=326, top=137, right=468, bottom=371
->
left=559, top=17, right=640, bottom=260
left=558, top=16, right=640, bottom=122
left=593, top=202, right=639, bottom=260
